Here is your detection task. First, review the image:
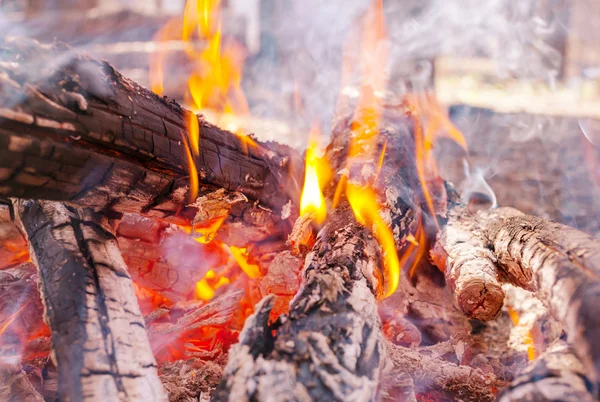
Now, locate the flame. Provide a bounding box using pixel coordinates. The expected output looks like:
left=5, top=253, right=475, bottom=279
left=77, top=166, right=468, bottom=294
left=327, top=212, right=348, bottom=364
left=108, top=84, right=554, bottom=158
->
left=507, top=306, right=538, bottom=361
left=347, top=0, right=388, bottom=158
left=299, top=125, right=330, bottom=224
left=405, top=93, right=468, bottom=226
left=347, top=183, right=399, bottom=297
left=196, top=269, right=230, bottom=300
left=151, top=0, right=257, bottom=205
left=229, top=246, right=261, bottom=279
left=181, top=133, right=199, bottom=202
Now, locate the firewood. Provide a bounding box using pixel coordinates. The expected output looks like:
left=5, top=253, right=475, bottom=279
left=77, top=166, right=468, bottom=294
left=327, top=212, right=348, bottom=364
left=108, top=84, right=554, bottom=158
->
left=0, top=363, right=44, bottom=402
left=0, top=37, right=299, bottom=229
left=16, top=200, right=167, bottom=402
left=498, top=341, right=596, bottom=402
left=383, top=341, right=497, bottom=402
left=438, top=206, right=600, bottom=382
left=431, top=207, right=505, bottom=320
left=214, top=104, right=429, bottom=401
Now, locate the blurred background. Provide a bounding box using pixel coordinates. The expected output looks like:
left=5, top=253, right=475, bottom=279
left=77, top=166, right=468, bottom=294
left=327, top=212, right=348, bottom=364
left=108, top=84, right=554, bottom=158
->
left=0, top=0, right=599, bottom=234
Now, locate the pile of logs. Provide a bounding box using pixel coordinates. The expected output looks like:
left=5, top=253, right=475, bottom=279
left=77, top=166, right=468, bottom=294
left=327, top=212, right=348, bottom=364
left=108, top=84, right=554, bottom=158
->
left=1, top=37, right=600, bottom=402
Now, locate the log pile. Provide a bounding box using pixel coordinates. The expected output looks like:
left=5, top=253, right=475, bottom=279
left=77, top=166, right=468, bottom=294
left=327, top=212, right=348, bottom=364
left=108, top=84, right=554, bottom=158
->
left=2, top=37, right=600, bottom=402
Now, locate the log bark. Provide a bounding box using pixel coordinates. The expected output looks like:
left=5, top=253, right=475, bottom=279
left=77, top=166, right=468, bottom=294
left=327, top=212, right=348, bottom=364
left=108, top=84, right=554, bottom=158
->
left=16, top=200, right=167, bottom=402
left=0, top=37, right=299, bottom=226
left=498, top=341, right=596, bottom=402
left=436, top=206, right=600, bottom=383
left=431, top=207, right=505, bottom=320
left=214, top=103, right=429, bottom=401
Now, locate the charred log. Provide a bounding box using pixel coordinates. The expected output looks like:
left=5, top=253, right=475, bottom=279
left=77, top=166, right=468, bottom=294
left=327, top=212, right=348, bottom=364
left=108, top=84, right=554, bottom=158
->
left=0, top=37, right=299, bottom=227
left=16, top=200, right=167, bottom=402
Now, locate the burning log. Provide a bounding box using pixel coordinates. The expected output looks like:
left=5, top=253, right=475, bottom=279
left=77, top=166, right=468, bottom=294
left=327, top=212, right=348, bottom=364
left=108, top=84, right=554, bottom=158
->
left=214, top=95, right=430, bottom=400
left=16, top=200, right=167, bottom=401
left=498, top=341, right=596, bottom=402
left=436, top=206, right=600, bottom=383
left=0, top=37, right=299, bottom=228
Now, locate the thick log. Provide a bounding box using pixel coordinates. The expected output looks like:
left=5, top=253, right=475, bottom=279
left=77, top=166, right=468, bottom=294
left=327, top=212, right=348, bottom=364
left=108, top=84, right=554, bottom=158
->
left=214, top=104, right=426, bottom=401
left=17, top=200, right=167, bottom=402
left=498, top=341, right=596, bottom=402
left=0, top=37, right=299, bottom=226
left=437, top=206, right=600, bottom=383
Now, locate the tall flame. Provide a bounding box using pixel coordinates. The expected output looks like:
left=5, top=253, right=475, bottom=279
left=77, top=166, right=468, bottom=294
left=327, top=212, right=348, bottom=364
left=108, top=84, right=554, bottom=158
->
left=151, top=0, right=257, bottom=203
left=299, top=124, right=330, bottom=224
left=347, top=183, right=400, bottom=298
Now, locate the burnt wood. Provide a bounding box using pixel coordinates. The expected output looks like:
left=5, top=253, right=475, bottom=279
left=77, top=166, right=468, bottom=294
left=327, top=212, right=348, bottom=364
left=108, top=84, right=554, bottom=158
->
left=17, top=200, right=166, bottom=402
left=0, top=37, right=299, bottom=225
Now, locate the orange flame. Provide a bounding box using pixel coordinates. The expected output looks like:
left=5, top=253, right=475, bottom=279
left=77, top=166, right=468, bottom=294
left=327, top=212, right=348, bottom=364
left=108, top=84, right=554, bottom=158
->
left=229, top=246, right=261, bottom=279
left=347, top=0, right=388, bottom=159
left=299, top=125, right=330, bottom=224
left=508, top=306, right=539, bottom=361
left=406, top=93, right=467, bottom=226
left=196, top=268, right=230, bottom=300
left=347, top=183, right=399, bottom=297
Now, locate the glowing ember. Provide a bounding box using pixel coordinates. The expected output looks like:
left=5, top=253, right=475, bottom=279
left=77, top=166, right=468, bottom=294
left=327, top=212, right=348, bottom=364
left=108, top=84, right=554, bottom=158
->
left=196, top=269, right=230, bottom=300
left=299, top=125, right=329, bottom=224
left=347, top=183, right=400, bottom=297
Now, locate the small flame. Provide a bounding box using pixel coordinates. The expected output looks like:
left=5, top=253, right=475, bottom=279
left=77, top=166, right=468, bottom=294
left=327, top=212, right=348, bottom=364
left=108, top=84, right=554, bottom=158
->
left=507, top=306, right=538, bottom=361
left=196, top=269, right=230, bottom=301
left=229, top=246, right=261, bottom=279
left=299, top=125, right=330, bottom=224
left=181, top=133, right=199, bottom=202
left=347, top=183, right=399, bottom=297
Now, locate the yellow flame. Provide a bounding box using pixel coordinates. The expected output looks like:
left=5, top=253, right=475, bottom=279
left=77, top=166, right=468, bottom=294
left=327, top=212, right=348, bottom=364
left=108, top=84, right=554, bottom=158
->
left=187, top=111, right=200, bottom=156
left=181, top=133, right=199, bottom=202
left=229, top=246, right=261, bottom=279
left=299, top=125, right=330, bottom=224
left=196, top=268, right=230, bottom=301
left=347, top=183, right=399, bottom=297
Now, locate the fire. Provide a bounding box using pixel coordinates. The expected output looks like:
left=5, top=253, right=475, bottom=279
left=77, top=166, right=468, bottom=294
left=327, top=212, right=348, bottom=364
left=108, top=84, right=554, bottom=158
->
left=347, top=183, right=399, bottom=298
left=299, top=125, right=330, bottom=224
left=151, top=0, right=257, bottom=202
left=196, top=269, right=230, bottom=301
left=405, top=93, right=468, bottom=226
left=507, top=306, right=540, bottom=361
left=228, top=246, right=261, bottom=279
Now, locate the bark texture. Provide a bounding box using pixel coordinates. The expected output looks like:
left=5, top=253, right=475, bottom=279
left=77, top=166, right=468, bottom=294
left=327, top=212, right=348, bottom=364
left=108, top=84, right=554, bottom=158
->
left=0, top=37, right=298, bottom=225
left=498, top=341, right=596, bottom=402
left=431, top=207, right=505, bottom=320
left=214, top=104, right=429, bottom=401
left=17, top=200, right=167, bottom=402
left=437, top=206, right=600, bottom=383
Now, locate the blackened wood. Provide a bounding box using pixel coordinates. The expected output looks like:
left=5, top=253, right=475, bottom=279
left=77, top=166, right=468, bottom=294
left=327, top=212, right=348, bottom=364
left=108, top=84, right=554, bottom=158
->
left=0, top=37, right=298, bottom=224
left=17, top=200, right=167, bottom=402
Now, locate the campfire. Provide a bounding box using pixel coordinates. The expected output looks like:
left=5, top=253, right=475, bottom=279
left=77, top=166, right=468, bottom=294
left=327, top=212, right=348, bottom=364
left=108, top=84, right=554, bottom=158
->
left=1, top=0, right=600, bottom=401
